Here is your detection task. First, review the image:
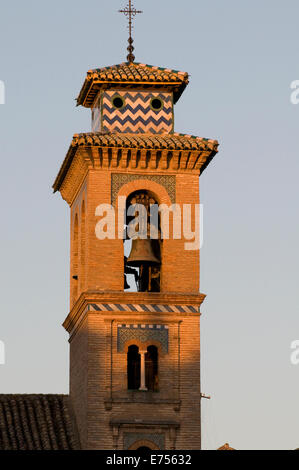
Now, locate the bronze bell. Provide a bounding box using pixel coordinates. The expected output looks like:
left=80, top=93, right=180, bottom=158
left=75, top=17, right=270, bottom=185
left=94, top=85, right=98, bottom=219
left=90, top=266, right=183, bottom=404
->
left=127, top=239, right=160, bottom=267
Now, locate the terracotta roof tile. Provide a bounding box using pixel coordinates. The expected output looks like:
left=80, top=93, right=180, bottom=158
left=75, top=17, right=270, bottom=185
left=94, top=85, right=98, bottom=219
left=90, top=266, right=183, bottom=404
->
left=71, top=132, right=218, bottom=152
left=77, top=62, right=189, bottom=107
left=218, top=442, right=235, bottom=450
left=0, top=395, right=79, bottom=450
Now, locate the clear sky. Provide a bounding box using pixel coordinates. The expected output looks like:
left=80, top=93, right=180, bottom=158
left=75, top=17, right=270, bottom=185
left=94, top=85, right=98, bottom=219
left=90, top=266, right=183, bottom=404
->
left=0, top=0, right=298, bottom=450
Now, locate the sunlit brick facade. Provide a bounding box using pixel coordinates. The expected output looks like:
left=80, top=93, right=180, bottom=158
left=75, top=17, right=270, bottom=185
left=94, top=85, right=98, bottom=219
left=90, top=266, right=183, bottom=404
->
left=53, top=61, right=219, bottom=450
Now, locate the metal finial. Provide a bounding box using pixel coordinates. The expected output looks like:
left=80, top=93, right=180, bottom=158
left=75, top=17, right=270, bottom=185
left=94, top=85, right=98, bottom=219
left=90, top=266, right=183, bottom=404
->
left=119, top=0, right=143, bottom=63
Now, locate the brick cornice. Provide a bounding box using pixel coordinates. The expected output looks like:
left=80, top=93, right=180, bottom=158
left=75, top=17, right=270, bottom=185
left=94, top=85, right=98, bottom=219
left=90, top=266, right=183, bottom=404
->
left=53, top=134, right=219, bottom=199
left=63, top=290, right=205, bottom=337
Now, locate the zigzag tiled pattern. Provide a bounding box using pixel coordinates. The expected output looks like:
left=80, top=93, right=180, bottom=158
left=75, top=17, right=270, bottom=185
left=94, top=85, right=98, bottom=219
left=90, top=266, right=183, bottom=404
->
left=91, top=94, right=101, bottom=133
left=100, top=91, right=173, bottom=134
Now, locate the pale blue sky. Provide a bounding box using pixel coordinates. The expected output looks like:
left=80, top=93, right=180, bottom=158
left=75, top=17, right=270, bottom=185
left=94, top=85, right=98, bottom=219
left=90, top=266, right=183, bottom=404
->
left=0, top=0, right=299, bottom=450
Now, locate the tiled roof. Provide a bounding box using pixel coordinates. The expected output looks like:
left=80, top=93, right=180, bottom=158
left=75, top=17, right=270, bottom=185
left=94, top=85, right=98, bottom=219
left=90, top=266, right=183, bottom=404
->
left=71, top=132, right=218, bottom=151
left=53, top=132, right=219, bottom=193
left=218, top=443, right=235, bottom=450
left=77, top=62, right=189, bottom=107
left=0, top=395, right=79, bottom=450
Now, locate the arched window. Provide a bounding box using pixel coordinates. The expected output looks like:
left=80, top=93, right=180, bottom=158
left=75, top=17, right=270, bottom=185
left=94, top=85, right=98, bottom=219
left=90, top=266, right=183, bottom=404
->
left=127, top=345, right=140, bottom=390
left=145, top=346, right=158, bottom=392
left=127, top=344, right=159, bottom=392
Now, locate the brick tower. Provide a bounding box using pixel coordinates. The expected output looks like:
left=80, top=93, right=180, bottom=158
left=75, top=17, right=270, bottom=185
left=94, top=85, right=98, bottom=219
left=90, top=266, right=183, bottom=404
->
left=53, top=58, right=218, bottom=449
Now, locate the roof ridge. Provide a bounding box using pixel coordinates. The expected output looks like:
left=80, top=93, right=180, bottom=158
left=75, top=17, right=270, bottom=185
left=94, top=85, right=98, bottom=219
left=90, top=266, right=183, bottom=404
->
left=89, top=62, right=188, bottom=76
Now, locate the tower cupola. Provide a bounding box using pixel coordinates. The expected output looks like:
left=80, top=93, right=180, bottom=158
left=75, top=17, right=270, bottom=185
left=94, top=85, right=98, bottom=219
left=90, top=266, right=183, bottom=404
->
left=77, top=62, right=189, bottom=134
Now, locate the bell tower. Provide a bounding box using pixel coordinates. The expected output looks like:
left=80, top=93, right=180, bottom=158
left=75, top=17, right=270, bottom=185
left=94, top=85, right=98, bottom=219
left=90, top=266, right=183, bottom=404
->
left=53, top=6, right=219, bottom=451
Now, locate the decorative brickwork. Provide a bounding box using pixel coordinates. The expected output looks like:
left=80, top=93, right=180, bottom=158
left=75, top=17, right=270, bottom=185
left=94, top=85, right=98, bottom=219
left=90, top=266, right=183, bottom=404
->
left=111, top=173, right=176, bottom=205
left=87, top=303, right=199, bottom=313
left=117, top=324, right=169, bottom=353
left=99, top=91, right=173, bottom=134
left=53, top=133, right=218, bottom=195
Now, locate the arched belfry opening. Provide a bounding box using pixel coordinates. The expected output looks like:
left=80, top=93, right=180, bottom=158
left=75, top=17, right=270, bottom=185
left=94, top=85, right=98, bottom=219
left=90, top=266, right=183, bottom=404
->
left=124, top=190, right=161, bottom=292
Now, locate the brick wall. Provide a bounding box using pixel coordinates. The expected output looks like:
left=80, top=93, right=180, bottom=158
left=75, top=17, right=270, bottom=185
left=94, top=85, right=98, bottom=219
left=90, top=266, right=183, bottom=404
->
left=68, top=302, right=201, bottom=450
left=67, top=157, right=203, bottom=450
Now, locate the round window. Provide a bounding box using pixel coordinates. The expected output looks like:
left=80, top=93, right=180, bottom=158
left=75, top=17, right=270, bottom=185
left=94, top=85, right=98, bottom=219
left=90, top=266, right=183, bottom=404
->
left=151, top=97, right=163, bottom=111
left=112, top=96, right=125, bottom=109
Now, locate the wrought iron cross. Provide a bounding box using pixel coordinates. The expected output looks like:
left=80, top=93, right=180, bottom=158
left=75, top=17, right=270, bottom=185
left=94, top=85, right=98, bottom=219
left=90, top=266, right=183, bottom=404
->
left=119, top=0, right=143, bottom=63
